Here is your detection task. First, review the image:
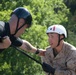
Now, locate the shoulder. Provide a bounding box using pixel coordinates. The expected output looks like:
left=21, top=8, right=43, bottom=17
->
left=0, top=21, right=5, bottom=28
left=64, top=42, right=76, bottom=50
left=0, top=21, right=5, bottom=37
left=63, top=42, right=76, bottom=55
left=0, top=21, right=5, bottom=25
left=0, top=21, right=5, bottom=30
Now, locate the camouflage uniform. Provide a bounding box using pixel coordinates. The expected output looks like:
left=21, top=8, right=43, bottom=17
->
left=41, top=42, right=76, bottom=75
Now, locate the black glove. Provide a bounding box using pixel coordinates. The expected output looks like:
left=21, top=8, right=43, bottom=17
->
left=42, top=62, right=55, bottom=74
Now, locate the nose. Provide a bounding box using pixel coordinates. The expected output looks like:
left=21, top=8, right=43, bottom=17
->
left=48, top=37, right=52, bottom=43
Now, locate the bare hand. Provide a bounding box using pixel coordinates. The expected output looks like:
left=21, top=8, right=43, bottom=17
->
left=38, top=49, right=46, bottom=56
left=2, top=36, right=11, bottom=48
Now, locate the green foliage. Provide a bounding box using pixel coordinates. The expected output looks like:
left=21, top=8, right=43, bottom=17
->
left=66, top=30, right=76, bottom=46
left=0, top=0, right=76, bottom=75
left=21, top=25, right=48, bottom=48
left=0, top=10, right=11, bottom=21
left=0, top=47, right=44, bottom=75
left=28, top=0, right=69, bottom=27
left=64, top=0, right=76, bottom=14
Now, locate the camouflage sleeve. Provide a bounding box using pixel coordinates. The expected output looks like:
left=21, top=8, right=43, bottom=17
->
left=41, top=52, right=51, bottom=64
left=41, top=50, right=53, bottom=75
left=41, top=56, right=52, bottom=75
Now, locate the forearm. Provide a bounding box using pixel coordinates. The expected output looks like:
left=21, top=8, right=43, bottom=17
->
left=19, top=40, right=37, bottom=53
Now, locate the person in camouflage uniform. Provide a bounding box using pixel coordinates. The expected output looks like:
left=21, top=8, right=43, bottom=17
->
left=41, top=25, right=76, bottom=75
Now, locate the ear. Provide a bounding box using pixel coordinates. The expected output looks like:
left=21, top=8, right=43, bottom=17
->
left=60, top=35, right=64, bottom=39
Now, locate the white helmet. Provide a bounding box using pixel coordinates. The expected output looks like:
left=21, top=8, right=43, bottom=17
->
left=46, top=25, right=67, bottom=38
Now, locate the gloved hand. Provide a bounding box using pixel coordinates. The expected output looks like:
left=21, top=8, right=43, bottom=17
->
left=42, top=62, right=55, bottom=74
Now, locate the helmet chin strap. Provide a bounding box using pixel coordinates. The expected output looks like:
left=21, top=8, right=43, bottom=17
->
left=53, top=35, right=64, bottom=57
left=56, top=34, right=60, bottom=47
left=55, top=34, right=64, bottom=48
left=12, top=18, right=26, bottom=36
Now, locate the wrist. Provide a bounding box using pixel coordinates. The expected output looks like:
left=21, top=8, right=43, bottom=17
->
left=35, top=49, right=40, bottom=54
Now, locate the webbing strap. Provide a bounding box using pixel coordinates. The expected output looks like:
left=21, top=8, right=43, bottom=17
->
left=12, top=45, right=50, bottom=75
left=12, top=45, right=42, bottom=65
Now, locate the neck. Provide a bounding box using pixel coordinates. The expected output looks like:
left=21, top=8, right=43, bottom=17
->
left=54, top=40, right=64, bottom=53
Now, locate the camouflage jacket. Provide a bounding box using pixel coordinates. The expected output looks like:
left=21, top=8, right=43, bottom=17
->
left=41, top=42, right=76, bottom=75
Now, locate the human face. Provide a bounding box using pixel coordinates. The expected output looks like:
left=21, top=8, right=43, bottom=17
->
left=13, top=18, right=29, bottom=37
left=47, top=33, right=59, bottom=48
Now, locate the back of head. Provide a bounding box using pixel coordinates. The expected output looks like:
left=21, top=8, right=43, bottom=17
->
left=11, top=7, right=32, bottom=28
